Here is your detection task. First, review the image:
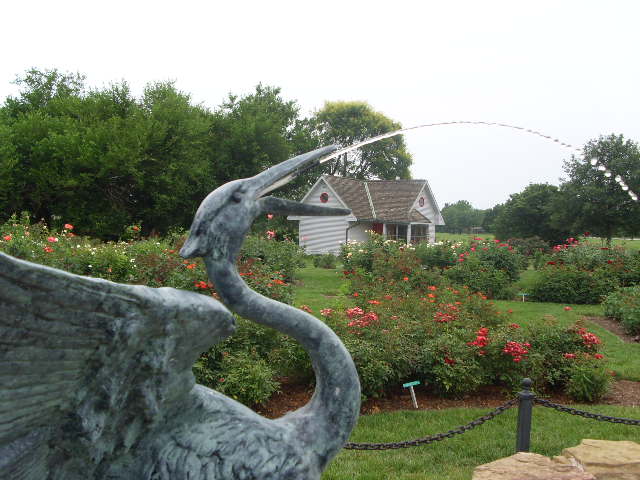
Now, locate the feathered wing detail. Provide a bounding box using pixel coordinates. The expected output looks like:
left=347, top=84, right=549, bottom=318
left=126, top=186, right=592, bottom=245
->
left=0, top=252, right=235, bottom=479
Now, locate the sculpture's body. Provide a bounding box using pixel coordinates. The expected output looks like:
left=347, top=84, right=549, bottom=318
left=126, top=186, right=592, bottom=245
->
left=0, top=146, right=361, bottom=479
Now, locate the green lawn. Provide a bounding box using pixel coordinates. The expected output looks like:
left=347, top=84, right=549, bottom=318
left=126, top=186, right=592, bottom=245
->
left=292, top=260, right=354, bottom=313
left=324, top=405, right=640, bottom=479
left=292, top=261, right=640, bottom=479
left=435, top=232, right=495, bottom=243
left=583, top=236, right=640, bottom=252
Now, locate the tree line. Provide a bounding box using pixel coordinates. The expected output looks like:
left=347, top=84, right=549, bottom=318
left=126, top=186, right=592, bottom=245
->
left=0, top=69, right=412, bottom=238
left=440, top=134, right=640, bottom=244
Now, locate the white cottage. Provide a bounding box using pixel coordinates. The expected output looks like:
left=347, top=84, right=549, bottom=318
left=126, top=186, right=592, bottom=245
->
left=287, top=175, right=445, bottom=254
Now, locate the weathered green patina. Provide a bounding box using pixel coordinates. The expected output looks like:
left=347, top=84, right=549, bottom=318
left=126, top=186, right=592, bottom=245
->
left=0, top=146, right=360, bottom=479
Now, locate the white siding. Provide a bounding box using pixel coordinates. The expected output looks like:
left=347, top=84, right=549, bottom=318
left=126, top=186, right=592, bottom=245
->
left=412, top=186, right=437, bottom=224
left=348, top=223, right=372, bottom=243
left=412, top=186, right=440, bottom=243
left=297, top=179, right=350, bottom=254
left=299, top=216, right=349, bottom=254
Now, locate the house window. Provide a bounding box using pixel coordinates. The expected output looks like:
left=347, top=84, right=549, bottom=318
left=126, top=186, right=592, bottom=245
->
left=385, top=223, right=407, bottom=241
left=419, top=197, right=425, bottom=207
left=319, top=192, right=329, bottom=203
left=410, top=224, right=429, bottom=244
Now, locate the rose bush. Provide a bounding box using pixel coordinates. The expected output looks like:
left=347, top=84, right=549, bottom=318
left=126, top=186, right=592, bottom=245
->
left=603, top=285, right=640, bottom=335
left=333, top=255, right=608, bottom=400
left=0, top=214, right=299, bottom=405
left=530, top=238, right=640, bottom=303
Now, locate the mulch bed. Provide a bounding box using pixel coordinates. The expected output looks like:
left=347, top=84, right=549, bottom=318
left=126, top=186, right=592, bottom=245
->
left=254, top=316, right=640, bottom=419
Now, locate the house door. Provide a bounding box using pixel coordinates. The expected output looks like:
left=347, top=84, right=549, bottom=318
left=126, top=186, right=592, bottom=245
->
left=371, top=223, right=383, bottom=235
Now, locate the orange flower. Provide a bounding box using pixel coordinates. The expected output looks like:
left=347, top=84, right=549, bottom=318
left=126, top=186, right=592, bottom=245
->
left=2, top=234, right=11, bottom=241
left=43, top=246, right=54, bottom=253
left=64, top=223, right=74, bottom=230
left=186, top=263, right=197, bottom=269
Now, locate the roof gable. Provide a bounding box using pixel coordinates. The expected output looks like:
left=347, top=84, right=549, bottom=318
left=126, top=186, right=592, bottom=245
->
left=323, top=176, right=374, bottom=219
left=367, top=179, right=426, bottom=223
left=321, top=176, right=439, bottom=223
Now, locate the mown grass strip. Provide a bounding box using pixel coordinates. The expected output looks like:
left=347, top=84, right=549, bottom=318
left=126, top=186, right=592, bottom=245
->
left=324, top=405, right=640, bottom=480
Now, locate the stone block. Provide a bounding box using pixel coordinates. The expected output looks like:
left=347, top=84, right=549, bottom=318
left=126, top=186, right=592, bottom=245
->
left=472, top=451, right=596, bottom=480
left=562, top=439, right=640, bottom=480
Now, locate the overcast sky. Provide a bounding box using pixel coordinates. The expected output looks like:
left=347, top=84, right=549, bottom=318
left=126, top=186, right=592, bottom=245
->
left=2, top=0, right=639, bottom=209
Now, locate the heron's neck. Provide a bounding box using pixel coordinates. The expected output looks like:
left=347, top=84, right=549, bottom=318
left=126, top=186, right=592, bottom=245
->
left=203, top=256, right=360, bottom=461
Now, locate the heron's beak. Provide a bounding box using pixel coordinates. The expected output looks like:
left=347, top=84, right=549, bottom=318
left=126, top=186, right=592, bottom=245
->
left=248, top=145, right=351, bottom=218
left=251, top=145, right=339, bottom=198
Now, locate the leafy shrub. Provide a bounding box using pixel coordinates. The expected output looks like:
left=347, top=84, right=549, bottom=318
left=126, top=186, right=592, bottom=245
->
left=341, top=234, right=398, bottom=273
left=529, top=265, right=618, bottom=304
left=474, top=240, right=526, bottom=282
left=241, top=234, right=305, bottom=281
left=444, top=256, right=514, bottom=299
left=414, top=241, right=457, bottom=269
left=603, top=285, right=640, bottom=335
left=506, top=236, right=550, bottom=257
left=195, top=350, right=279, bottom=406
left=312, top=253, right=338, bottom=269
left=565, top=361, right=612, bottom=403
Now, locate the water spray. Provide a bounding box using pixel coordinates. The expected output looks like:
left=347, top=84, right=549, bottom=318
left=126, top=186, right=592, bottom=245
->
left=317, top=121, right=638, bottom=201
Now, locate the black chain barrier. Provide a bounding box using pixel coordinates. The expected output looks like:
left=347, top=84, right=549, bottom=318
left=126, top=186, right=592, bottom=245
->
left=534, top=398, right=640, bottom=426
left=344, top=398, right=518, bottom=450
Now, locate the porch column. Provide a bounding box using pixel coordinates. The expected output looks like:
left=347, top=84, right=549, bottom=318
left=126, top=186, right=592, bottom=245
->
left=382, top=223, right=387, bottom=238
left=429, top=224, right=436, bottom=244
left=406, top=224, right=411, bottom=244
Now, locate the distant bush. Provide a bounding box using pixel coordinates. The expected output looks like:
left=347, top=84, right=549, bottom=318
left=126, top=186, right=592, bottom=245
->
left=240, top=234, right=305, bottom=281
left=603, top=285, right=640, bottom=335
left=506, top=236, right=550, bottom=257
left=529, top=265, right=617, bottom=304
left=444, top=256, right=514, bottom=299
left=312, top=253, right=338, bottom=269
left=414, top=241, right=457, bottom=269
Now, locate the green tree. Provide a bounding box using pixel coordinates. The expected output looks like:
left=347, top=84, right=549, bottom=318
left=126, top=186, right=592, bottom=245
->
left=481, top=203, right=503, bottom=233
left=440, top=200, right=484, bottom=233
left=0, top=69, right=217, bottom=238
left=136, top=81, right=215, bottom=234
left=310, top=101, right=412, bottom=180
left=210, top=84, right=315, bottom=199
left=493, top=183, right=569, bottom=244
left=4, top=68, right=85, bottom=117
left=552, top=134, right=640, bottom=244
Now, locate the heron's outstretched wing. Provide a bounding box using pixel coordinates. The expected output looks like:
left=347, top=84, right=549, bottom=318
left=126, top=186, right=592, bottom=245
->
left=0, top=252, right=235, bottom=478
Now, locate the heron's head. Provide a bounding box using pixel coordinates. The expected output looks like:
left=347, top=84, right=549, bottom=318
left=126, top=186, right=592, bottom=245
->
left=180, top=145, right=351, bottom=262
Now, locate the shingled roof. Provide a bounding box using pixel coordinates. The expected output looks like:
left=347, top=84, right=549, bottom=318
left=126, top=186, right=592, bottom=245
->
left=323, top=176, right=431, bottom=223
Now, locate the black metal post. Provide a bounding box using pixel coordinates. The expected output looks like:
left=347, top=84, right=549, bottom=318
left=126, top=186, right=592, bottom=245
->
left=515, top=378, right=534, bottom=452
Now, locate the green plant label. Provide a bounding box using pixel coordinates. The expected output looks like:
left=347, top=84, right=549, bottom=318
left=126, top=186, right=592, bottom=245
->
left=402, top=381, right=420, bottom=388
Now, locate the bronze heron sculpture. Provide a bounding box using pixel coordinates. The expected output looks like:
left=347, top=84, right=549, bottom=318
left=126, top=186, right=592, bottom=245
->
left=0, top=145, right=361, bottom=479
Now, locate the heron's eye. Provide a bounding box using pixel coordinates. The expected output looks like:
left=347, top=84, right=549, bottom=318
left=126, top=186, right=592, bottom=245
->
left=231, top=191, right=243, bottom=203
